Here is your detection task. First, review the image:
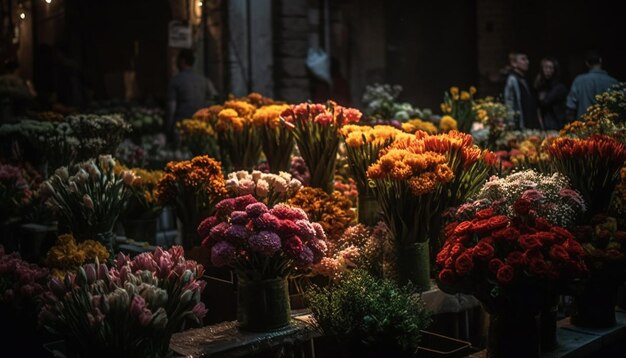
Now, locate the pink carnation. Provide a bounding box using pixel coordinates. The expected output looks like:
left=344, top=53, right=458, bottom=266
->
left=277, top=219, right=300, bottom=238
left=235, top=194, right=258, bottom=211
left=253, top=212, right=280, bottom=231
left=248, top=231, right=282, bottom=256
left=271, top=203, right=308, bottom=220
left=215, top=198, right=236, bottom=217
left=283, top=235, right=304, bottom=258
left=210, top=222, right=230, bottom=241
left=211, top=241, right=236, bottom=267
left=311, top=222, right=327, bottom=241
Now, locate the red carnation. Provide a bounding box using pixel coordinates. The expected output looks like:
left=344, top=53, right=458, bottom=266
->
left=474, top=241, right=495, bottom=261
left=197, top=216, right=219, bottom=238
left=506, top=251, right=526, bottom=267
left=449, top=243, right=465, bottom=258
left=529, top=257, right=549, bottom=276
left=488, top=258, right=504, bottom=274
left=454, top=252, right=474, bottom=276
left=438, top=269, right=456, bottom=285
left=487, top=215, right=510, bottom=231
left=436, top=244, right=452, bottom=265
left=496, top=264, right=514, bottom=283
left=444, top=221, right=459, bottom=236
left=549, top=244, right=570, bottom=261
left=519, top=234, right=542, bottom=250
left=476, top=207, right=496, bottom=220
left=534, top=217, right=552, bottom=231
left=564, top=239, right=585, bottom=256
left=453, top=221, right=473, bottom=236
left=492, top=226, right=520, bottom=241
left=535, top=231, right=557, bottom=244
left=550, top=226, right=574, bottom=241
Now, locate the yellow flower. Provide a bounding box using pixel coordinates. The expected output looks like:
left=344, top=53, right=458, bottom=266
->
left=450, top=87, right=459, bottom=97
left=252, top=104, right=289, bottom=128
left=469, top=86, right=477, bottom=95
left=224, top=100, right=256, bottom=118
left=439, top=115, right=458, bottom=132
left=402, top=119, right=437, bottom=134
left=460, top=91, right=471, bottom=101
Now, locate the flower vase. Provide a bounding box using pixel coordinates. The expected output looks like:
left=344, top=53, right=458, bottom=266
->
left=570, top=277, right=617, bottom=328
left=487, top=308, right=540, bottom=358
left=357, top=192, right=381, bottom=226
left=540, top=295, right=559, bottom=352
left=237, top=276, right=291, bottom=331
left=396, top=240, right=431, bottom=292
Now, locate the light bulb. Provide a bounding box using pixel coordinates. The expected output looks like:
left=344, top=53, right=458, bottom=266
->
left=19, top=12, right=26, bottom=20
left=198, top=1, right=203, bottom=6
left=45, top=0, right=52, bottom=3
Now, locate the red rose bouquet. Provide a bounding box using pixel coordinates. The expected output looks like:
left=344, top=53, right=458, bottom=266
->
left=437, top=199, right=587, bottom=307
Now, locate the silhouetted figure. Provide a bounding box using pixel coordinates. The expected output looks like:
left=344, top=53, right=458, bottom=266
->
left=503, top=52, right=540, bottom=129
left=566, top=50, right=618, bottom=120
left=534, top=57, right=567, bottom=130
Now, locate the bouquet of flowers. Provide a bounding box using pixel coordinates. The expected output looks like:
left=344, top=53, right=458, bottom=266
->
left=570, top=215, right=626, bottom=273
left=547, top=135, right=626, bottom=217
left=41, top=155, right=134, bottom=253
left=586, top=82, right=626, bottom=124
left=460, top=170, right=587, bottom=228
left=441, top=86, right=477, bottom=133
left=65, top=114, right=131, bottom=162
left=281, top=101, right=362, bottom=193
left=214, top=100, right=262, bottom=171
left=473, top=97, right=508, bottom=150
left=311, top=223, right=388, bottom=281
left=156, top=156, right=227, bottom=248
left=437, top=198, right=588, bottom=311
left=361, top=83, right=432, bottom=122
left=288, top=187, right=356, bottom=242
left=252, top=104, right=294, bottom=172
left=0, top=163, right=31, bottom=220
left=198, top=195, right=328, bottom=279
left=39, top=246, right=206, bottom=358
left=226, top=170, right=302, bottom=208
left=176, top=118, right=219, bottom=158
left=117, top=166, right=164, bottom=220
left=507, top=136, right=554, bottom=173
left=0, top=245, right=48, bottom=309
left=46, top=234, right=110, bottom=279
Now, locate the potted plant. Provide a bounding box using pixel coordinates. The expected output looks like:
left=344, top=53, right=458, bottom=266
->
left=198, top=195, right=328, bottom=331
left=306, top=269, right=432, bottom=357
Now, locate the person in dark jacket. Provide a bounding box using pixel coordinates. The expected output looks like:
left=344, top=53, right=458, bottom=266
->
left=503, top=52, right=541, bottom=130
left=534, top=57, right=567, bottom=130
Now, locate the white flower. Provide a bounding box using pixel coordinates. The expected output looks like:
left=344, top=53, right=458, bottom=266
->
left=86, top=162, right=101, bottom=179
left=288, top=178, right=302, bottom=193
left=272, top=177, right=287, bottom=194
left=54, top=167, right=69, bottom=181
left=256, top=179, right=269, bottom=198
left=225, top=178, right=239, bottom=192
left=235, top=170, right=249, bottom=180
left=278, top=171, right=292, bottom=182
left=239, top=179, right=256, bottom=195
left=251, top=170, right=262, bottom=182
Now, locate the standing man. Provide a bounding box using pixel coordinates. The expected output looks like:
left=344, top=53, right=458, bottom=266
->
left=166, top=49, right=218, bottom=143
left=504, top=52, right=541, bottom=130
left=566, top=50, right=618, bottom=120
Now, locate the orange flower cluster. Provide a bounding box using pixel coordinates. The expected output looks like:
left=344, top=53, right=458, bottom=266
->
left=156, top=155, right=227, bottom=207
left=288, top=187, right=356, bottom=241
left=367, top=139, right=454, bottom=196
left=340, top=124, right=405, bottom=148
left=193, top=105, right=223, bottom=122
left=547, top=135, right=626, bottom=163
left=252, top=104, right=291, bottom=128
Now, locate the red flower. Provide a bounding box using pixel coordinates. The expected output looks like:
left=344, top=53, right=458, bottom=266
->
left=513, top=198, right=532, bottom=215
left=453, top=221, right=473, bottom=236
left=475, top=207, right=496, bottom=220
left=492, top=227, right=520, bottom=241
left=519, top=234, right=542, bottom=250
left=535, top=231, right=557, bottom=244
left=564, top=239, right=585, bottom=256
left=438, top=269, right=456, bottom=285
left=551, top=226, right=574, bottom=241
left=488, top=258, right=504, bottom=274
left=449, top=243, right=465, bottom=259
left=487, top=215, right=510, bottom=231
left=534, top=217, right=552, bottom=231
left=506, top=251, right=526, bottom=267
left=455, top=252, right=474, bottom=276
left=549, top=244, right=570, bottom=261
left=474, top=241, right=495, bottom=261
left=496, top=264, right=514, bottom=283
left=529, top=257, right=549, bottom=276
left=436, top=244, right=452, bottom=265
left=444, top=221, right=459, bottom=236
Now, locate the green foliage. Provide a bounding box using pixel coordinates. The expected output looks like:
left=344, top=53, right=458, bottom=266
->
left=306, top=269, right=431, bottom=353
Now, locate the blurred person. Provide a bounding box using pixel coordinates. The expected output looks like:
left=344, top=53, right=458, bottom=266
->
left=311, top=57, right=352, bottom=106
left=166, top=49, right=218, bottom=143
left=534, top=57, right=567, bottom=130
left=504, top=52, right=541, bottom=130
left=0, top=60, right=36, bottom=121
left=566, top=50, right=618, bottom=120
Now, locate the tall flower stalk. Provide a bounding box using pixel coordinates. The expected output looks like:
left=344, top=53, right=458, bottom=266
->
left=253, top=104, right=294, bottom=173
left=281, top=101, right=362, bottom=194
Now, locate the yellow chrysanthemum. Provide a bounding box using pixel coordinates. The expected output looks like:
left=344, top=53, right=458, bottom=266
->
left=439, top=115, right=458, bottom=131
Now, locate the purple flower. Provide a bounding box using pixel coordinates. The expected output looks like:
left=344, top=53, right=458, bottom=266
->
left=295, top=220, right=316, bottom=240
left=225, top=224, right=250, bottom=244
left=296, top=246, right=314, bottom=267
left=248, top=231, right=282, bottom=256
left=235, top=194, right=258, bottom=211
left=245, top=202, right=269, bottom=218
left=84, top=264, right=97, bottom=284
left=211, top=241, right=236, bottom=267
left=230, top=211, right=250, bottom=225
left=307, top=239, right=328, bottom=263
left=283, top=235, right=304, bottom=258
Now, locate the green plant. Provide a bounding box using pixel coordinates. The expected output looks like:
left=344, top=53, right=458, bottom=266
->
left=306, top=269, right=431, bottom=354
